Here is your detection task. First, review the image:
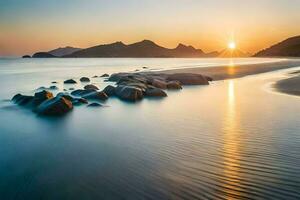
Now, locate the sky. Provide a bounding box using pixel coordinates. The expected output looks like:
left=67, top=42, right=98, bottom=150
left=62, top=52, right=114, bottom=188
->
left=1, top=0, right=300, bottom=56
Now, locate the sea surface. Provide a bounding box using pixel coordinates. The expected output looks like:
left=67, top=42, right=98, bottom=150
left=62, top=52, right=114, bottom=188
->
left=0, top=58, right=299, bottom=200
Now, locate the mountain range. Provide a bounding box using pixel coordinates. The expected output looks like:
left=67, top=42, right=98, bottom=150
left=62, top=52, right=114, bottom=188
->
left=255, top=36, right=300, bottom=57
left=31, top=40, right=211, bottom=58
left=28, top=35, right=300, bottom=58
left=66, top=40, right=206, bottom=58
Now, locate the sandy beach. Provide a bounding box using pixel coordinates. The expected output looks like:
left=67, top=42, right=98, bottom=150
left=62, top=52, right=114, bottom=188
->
left=161, top=59, right=300, bottom=80
left=160, top=59, right=300, bottom=96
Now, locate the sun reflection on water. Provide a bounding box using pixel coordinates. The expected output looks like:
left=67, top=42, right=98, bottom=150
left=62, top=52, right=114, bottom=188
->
left=221, top=80, right=243, bottom=199
left=227, top=59, right=236, bottom=75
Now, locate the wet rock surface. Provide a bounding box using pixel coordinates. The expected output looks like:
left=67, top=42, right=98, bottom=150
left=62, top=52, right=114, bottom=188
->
left=80, top=77, right=90, bottom=82
left=64, top=79, right=77, bottom=84
left=84, top=84, right=99, bottom=90
left=36, top=96, right=73, bottom=116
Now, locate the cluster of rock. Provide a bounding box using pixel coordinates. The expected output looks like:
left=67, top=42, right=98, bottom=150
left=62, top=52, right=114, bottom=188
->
left=12, top=90, right=75, bottom=116
left=11, top=72, right=212, bottom=116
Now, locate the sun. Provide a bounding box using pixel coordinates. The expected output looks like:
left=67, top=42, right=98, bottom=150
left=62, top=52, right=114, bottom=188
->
left=228, top=42, right=236, bottom=50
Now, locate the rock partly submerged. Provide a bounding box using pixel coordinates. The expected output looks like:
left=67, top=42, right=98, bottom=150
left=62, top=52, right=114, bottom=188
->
left=64, top=79, right=77, bottom=84
left=36, top=96, right=73, bottom=116
left=12, top=90, right=73, bottom=116
left=84, top=84, right=99, bottom=90
left=80, top=77, right=90, bottom=82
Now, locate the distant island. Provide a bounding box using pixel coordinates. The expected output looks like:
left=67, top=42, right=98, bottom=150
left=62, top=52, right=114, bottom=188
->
left=255, top=35, right=300, bottom=57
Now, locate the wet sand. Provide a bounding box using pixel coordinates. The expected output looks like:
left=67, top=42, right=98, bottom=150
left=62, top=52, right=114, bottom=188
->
left=274, top=72, right=300, bottom=96
left=161, top=59, right=300, bottom=81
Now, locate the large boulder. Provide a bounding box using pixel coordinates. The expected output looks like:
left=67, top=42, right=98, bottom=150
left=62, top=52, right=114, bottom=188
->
left=151, top=79, right=167, bottom=89
left=166, top=73, right=209, bottom=85
left=119, top=82, right=148, bottom=92
left=84, top=84, right=99, bottom=90
left=115, top=85, right=143, bottom=101
left=33, top=90, right=54, bottom=106
left=80, top=77, right=90, bottom=82
left=82, top=91, right=108, bottom=101
left=145, top=88, right=167, bottom=97
left=102, top=85, right=116, bottom=96
left=56, top=92, right=74, bottom=101
left=12, top=94, right=34, bottom=106
left=36, top=96, right=73, bottom=116
left=167, top=81, right=182, bottom=90
left=64, top=79, right=77, bottom=84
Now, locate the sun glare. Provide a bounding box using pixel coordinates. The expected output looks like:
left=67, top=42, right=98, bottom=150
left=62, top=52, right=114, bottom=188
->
left=228, top=42, right=236, bottom=50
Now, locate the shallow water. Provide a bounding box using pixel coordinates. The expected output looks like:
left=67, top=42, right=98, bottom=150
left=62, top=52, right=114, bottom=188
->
left=0, top=58, right=299, bottom=200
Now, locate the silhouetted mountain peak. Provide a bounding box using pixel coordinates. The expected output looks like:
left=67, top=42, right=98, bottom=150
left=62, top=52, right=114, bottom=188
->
left=255, top=35, right=300, bottom=57
left=48, top=46, right=81, bottom=57
left=176, top=43, right=196, bottom=51
left=130, top=40, right=159, bottom=47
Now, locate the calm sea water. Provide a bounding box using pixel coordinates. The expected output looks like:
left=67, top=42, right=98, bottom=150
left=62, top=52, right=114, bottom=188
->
left=0, top=58, right=299, bottom=200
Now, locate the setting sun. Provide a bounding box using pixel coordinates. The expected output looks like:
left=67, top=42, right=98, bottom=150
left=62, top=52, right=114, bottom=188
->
left=228, top=42, right=236, bottom=50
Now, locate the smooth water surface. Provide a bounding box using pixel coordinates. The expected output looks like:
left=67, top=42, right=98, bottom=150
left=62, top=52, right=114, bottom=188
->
left=0, top=58, right=299, bottom=199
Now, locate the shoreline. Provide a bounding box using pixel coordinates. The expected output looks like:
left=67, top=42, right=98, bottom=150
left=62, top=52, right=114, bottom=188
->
left=274, top=72, right=300, bottom=96
left=159, top=59, right=300, bottom=81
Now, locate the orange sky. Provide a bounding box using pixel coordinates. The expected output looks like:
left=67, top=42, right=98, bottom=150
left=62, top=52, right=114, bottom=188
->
left=1, top=0, right=300, bottom=56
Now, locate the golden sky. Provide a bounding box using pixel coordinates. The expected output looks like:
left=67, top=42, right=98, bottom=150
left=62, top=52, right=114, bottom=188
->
left=1, top=0, right=300, bottom=56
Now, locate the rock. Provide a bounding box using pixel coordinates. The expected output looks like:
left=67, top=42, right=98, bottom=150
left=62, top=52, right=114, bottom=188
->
left=108, top=73, right=130, bottom=82
left=204, top=76, right=213, bottom=82
left=12, top=94, right=34, bottom=106
left=115, top=85, right=143, bottom=101
left=49, top=85, right=58, bottom=90
left=33, top=90, right=54, bottom=106
left=152, top=79, right=167, bottom=89
left=56, top=92, right=74, bottom=101
left=82, top=91, right=108, bottom=101
left=92, top=75, right=98, bottom=78
left=71, top=89, right=96, bottom=96
left=22, top=55, right=31, bottom=58
left=64, top=79, right=77, bottom=84
left=51, top=81, right=58, bottom=84
left=36, top=96, right=73, bottom=116
left=102, top=85, right=116, bottom=96
left=167, top=81, right=182, bottom=90
left=166, top=73, right=209, bottom=85
left=120, top=82, right=148, bottom=92
left=69, top=88, right=75, bottom=91
left=80, top=77, right=90, bottom=82
left=142, top=67, right=148, bottom=69
left=145, top=88, right=167, bottom=97
left=72, top=98, right=88, bottom=105
left=101, top=73, right=109, bottom=77
left=84, top=84, right=99, bottom=90
left=87, top=103, right=102, bottom=107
